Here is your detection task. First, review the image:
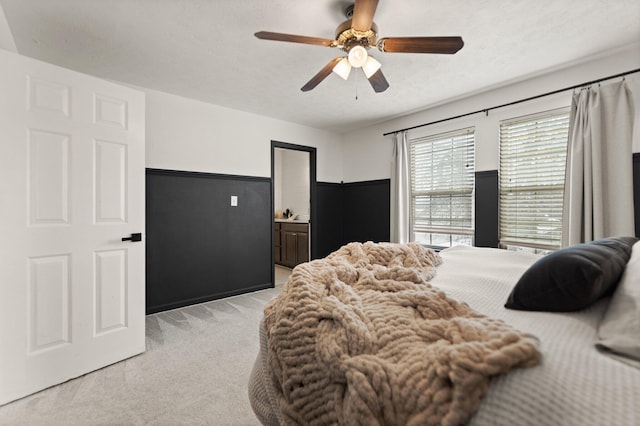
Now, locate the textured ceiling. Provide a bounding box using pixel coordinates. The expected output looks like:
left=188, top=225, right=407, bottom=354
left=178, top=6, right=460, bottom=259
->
left=1, top=0, right=639, bottom=133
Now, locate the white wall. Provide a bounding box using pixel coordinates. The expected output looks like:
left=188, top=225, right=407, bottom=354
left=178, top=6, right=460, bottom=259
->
left=273, top=148, right=311, bottom=217
left=144, top=88, right=343, bottom=182
left=0, top=5, right=16, bottom=52
left=341, top=43, right=640, bottom=182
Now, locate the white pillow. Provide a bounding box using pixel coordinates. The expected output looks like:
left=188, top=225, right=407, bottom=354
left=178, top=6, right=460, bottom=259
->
left=596, top=240, right=640, bottom=366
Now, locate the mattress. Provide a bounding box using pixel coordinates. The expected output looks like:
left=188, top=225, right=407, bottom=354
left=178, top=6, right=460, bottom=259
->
left=249, top=245, right=640, bottom=425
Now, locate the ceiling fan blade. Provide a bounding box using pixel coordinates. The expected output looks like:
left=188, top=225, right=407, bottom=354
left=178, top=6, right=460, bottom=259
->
left=352, top=0, right=379, bottom=32
left=367, top=69, right=389, bottom=93
left=254, top=31, right=335, bottom=47
left=301, top=57, right=343, bottom=92
left=378, top=37, right=464, bottom=54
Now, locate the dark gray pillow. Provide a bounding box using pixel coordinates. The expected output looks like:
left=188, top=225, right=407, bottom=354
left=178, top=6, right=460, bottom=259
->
left=505, top=237, right=639, bottom=312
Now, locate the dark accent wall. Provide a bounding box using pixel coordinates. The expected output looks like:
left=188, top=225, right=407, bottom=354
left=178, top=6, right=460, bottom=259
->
left=342, top=180, right=391, bottom=244
left=145, top=155, right=639, bottom=313
left=146, top=169, right=272, bottom=314
left=315, top=182, right=344, bottom=258
left=475, top=171, right=499, bottom=247
left=313, top=179, right=391, bottom=258
left=634, top=153, right=640, bottom=237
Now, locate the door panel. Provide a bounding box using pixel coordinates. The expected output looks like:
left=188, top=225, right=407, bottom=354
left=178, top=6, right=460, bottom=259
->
left=94, top=249, right=128, bottom=334
left=28, top=254, right=71, bottom=353
left=95, top=139, right=128, bottom=223
left=0, top=50, right=145, bottom=405
left=27, top=129, right=70, bottom=225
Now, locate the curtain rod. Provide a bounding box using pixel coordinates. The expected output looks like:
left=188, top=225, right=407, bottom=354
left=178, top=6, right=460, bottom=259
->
left=382, top=67, right=640, bottom=137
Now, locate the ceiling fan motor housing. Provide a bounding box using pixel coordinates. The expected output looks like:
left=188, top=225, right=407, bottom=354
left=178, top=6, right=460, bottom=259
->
left=335, top=19, right=378, bottom=52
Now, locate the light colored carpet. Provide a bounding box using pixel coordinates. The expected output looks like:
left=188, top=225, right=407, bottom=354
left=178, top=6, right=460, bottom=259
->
left=0, top=287, right=281, bottom=425
left=274, top=265, right=292, bottom=286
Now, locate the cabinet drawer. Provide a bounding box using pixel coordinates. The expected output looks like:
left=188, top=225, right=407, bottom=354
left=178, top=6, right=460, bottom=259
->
left=281, top=223, right=308, bottom=233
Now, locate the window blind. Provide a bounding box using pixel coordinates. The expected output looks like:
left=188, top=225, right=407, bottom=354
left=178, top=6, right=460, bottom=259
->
left=499, top=108, right=570, bottom=250
left=409, top=128, right=475, bottom=246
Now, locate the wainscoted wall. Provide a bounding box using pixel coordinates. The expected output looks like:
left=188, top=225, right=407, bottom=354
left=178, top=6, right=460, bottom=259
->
left=342, top=180, right=391, bottom=245
left=145, top=159, right=638, bottom=314
left=146, top=169, right=272, bottom=314
left=315, top=182, right=344, bottom=259
left=314, top=179, right=391, bottom=258
left=475, top=171, right=499, bottom=247
left=317, top=165, right=640, bottom=254
left=145, top=170, right=387, bottom=313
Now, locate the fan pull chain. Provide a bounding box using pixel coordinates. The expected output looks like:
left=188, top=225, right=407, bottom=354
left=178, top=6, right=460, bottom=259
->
left=355, top=69, right=359, bottom=100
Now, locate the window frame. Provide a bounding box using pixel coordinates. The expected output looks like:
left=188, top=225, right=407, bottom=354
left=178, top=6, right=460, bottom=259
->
left=408, top=127, right=475, bottom=249
left=498, top=107, right=570, bottom=251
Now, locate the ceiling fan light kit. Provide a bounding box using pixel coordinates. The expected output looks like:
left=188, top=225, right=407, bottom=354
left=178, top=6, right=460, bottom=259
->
left=347, top=45, right=368, bottom=68
left=332, top=58, right=352, bottom=80
left=362, top=56, right=381, bottom=78
left=255, top=0, right=464, bottom=93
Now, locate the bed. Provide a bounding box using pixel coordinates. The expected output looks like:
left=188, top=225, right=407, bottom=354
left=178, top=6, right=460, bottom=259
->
left=249, top=238, right=640, bottom=425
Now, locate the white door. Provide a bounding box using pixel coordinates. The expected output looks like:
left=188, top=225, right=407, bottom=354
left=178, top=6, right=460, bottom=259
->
left=0, top=50, right=145, bottom=405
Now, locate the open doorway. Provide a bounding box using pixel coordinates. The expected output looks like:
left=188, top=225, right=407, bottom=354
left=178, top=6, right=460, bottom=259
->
left=271, top=141, right=317, bottom=287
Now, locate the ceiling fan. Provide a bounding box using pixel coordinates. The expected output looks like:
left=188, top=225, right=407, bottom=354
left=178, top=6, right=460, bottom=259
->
left=254, top=0, right=464, bottom=93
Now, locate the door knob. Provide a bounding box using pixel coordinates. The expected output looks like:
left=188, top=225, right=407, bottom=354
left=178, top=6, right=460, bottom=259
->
left=122, top=232, right=142, bottom=242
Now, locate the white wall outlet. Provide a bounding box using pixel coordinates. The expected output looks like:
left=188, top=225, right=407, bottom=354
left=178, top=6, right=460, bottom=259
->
left=230, top=195, right=238, bottom=207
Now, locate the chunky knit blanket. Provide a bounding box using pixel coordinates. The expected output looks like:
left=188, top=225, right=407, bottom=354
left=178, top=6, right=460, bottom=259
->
left=263, top=242, right=541, bottom=426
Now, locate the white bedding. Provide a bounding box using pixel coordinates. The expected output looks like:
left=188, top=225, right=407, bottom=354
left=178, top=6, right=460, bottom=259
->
left=432, top=246, right=639, bottom=426
left=249, top=245, right=640, bottom=425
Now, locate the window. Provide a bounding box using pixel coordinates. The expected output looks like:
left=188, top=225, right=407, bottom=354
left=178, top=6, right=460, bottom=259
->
left=409, top=128, right=475, bottom=248
left=499, top=108, right=570, bottom=251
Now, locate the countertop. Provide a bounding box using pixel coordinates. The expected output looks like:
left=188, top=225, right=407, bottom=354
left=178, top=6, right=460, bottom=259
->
left=274, top=218, right=309, bottom=224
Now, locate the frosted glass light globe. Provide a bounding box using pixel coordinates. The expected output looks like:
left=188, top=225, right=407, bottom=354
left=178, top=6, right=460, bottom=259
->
left=362, top=56, right=381, bottom=78
left=348, top=45, right=368, bottom=68
left=332, top=58, right=352, bottom=80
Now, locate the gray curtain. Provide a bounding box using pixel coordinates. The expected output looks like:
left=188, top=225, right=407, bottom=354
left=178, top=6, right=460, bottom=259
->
left=390, top=131, right=410, bottom=243
left=562, top=80, right=635, bottom=246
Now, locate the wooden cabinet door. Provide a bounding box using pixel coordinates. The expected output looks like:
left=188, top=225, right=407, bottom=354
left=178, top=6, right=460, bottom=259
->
left=283, top=231, right=298, bottom=268
left=276, top=223, right=309, bottom=268
left=297, top=232, right=309, bottom=265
